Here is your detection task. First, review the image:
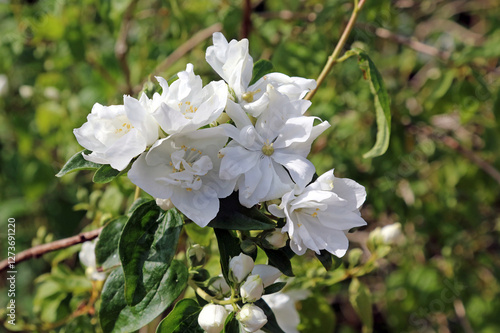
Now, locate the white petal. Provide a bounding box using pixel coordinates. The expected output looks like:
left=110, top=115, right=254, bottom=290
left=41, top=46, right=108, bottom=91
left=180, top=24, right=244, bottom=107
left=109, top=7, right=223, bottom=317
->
left=171, top=185, right=219, bottom=227
left=272, top=152, right=315, bottom=189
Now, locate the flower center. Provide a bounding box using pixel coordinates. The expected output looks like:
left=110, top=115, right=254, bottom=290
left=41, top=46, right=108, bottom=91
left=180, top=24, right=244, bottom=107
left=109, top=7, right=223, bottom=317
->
left=115, top=122, right=133, bottom=135
left=261, top=142, right=274, bottom=156
left=167, top=145, right=212, bottom=192
left=241, top=89, right=261, bottom=103
left=178, top=101, right=198, bottom=119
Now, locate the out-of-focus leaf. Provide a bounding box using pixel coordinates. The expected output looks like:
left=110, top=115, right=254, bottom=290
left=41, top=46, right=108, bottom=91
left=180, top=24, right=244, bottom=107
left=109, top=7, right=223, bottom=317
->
left=56, top=150, right=101, bottom=177
left=184, top=222, right=214, bottom=247
left=349, top=277, right=373, bottom=332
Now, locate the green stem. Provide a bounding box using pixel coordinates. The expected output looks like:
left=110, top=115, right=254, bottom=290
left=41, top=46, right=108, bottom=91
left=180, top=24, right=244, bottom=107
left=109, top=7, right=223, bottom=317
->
left=305, top=0, right=367, bottom=101
left=188, top=280, right=241, bottom=306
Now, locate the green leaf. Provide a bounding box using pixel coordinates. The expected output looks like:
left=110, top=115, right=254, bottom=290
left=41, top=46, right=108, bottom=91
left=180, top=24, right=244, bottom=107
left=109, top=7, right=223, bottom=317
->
left=214, top=228, right=241, bottom=284
left=56, top=150, right=101, bottom=177
left=93, top=164, right=122, bottom=183
left=99, top=262, right=188, bottom=333
left=315, top=250, right=342, bottom=271
left=264, top=282, right=287, bottom=295
left=184, top=222, right=214, bottom=247
left=95, top=216, right=127, bottom=270
left=255, top=299, right=285, bottom=333
left=262, top=248, right=294, bottom=277
left=119, top=201, right=184, bottom=306
left=350, top=48, right=391, bottom=159
left=349, top=278, right=373, bottom=332
left=249, top=59, right=274, bottom=86
left=223, top=312, right=239, bottom=333
left=297, top=296, right=336, bottom=333
left=128, top=198, right=154, bottom=214
left=209, top=193, right=275, bottom=230
left=155, top=299, right=203, bottom=333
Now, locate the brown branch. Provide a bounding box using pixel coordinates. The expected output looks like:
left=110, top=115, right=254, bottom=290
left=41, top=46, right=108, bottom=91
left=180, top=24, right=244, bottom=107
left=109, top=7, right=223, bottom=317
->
left=0, top=228, right=103, bottom=273
left=115, top=0, right=139, bottom=96
left=133, top=22, right=223, bottom=95
left=416, top=125, right=500, bottom=186
left=241, top=0, right=252, bottom=39
left=361, top=24, right=451, bottom=61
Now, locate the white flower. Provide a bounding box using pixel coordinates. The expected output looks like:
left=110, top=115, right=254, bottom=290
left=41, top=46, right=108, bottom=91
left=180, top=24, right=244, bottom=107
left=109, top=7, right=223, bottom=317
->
left=229, top=253, right=254, bottom=283
left=206, top=33, right=315, bottom=117
left=380, top=223, right=404, bottom=244
left=237, top=304, right=268, bottom=332
left=198, top=304, right=229, bottom=333
left=153, top=64, right=227, bottom=134
left=263, top=229, right=288, bottom=249
left=156, top=198, right=174, bottom=211
left=251, top=265, right=282, bottom=287
left=258, top=290, right=310, bottom=333
left=219, top=94, right=329, bottom=207
left=0, top=74, right=8, bottom=96
left=210, top=276, right=231, bottom=296
left=206, top=32, right=253, bottom=99
left=128, top=127, right=234, bottom=227
left=269, top=169, right=367, bottom=257
left=79, top=240, right=106, bottom=281
left=240, top=274, right=264, bottom=303
left=74, top=93, right=160, bottom=171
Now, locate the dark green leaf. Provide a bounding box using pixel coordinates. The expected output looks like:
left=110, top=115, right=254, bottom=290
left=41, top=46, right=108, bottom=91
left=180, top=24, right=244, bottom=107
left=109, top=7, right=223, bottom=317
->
left=264, top=282, right=287, bottom=295
left=56, top=150, right=101, bottom=177
left=214, top=228, right=241, bottom=284
left=155, top=299, right=203, bottom=333
left=99, top=262, right=188, bottom=333
left=262, top=248, right=294, bottom=277
left=297, top=296, right=336, bottom=333
left=315, top=250, right=342, bottom=271
left=95, top=216, right=127, bottom=270
left=209, top=192, right=275, bottom=230
left=249, top=59, right=274, bottom=86
left=350, top=48, right=391, bottom=159
left=223, top=312, right=239, bottom=333
left=93, top=164, right=122, bottom=183
left=119, top=201, right=183, bottom=306
left=255, top=299, right=285, bottom=333
left=128, top=198, right=154, bottom=214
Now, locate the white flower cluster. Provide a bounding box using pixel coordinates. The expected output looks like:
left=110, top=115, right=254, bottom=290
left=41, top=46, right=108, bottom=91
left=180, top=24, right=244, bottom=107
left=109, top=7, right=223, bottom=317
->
left=199, top=253, right=287, bottom=333
left=74, top=32, right=367, bottom=257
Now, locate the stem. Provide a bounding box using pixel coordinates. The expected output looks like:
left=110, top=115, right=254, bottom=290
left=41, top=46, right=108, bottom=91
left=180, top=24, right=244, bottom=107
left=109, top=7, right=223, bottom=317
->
left=134, top=186, right=141, bottom=201
left=188, top=280, right=241, bottom=306
left=305, top=0, right=367, bottom=101
left=0, top=228, right=103, bottom=273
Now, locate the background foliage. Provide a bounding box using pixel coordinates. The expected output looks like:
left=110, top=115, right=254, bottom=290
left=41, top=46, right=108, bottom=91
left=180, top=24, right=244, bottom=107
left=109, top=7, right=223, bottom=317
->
left=1, top=0, right=499, bottom=332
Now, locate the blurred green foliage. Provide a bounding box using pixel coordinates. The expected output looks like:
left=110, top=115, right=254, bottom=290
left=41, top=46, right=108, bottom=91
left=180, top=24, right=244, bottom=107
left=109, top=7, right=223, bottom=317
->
left=1, top=0, right=499, bottom=332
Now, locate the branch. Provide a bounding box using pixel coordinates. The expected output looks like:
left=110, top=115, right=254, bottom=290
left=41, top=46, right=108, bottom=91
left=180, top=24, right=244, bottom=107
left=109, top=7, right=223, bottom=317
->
left=361, top=24, right=451, bottom=61
left=115, top=0, right=139, bottom=95
left=305, top=0, right=367, bottom=101
left=133, top=23, right=222, bottom=94
left=241, top=0, right=252, bottom=39
left=0, top=228, right=103, bottom=273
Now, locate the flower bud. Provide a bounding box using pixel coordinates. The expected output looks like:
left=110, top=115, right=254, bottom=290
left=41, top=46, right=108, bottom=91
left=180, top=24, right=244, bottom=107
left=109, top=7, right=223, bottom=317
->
left=240, top=274, right=264, bottom=303
left=188, top=244, right=206, bottom=267
left=198, top=304, right=229, bottom=333
left=347, top=248, right=363, bottom=267
left=380, top=223, right=404, bottom=244
left=229, top=253, right=254, bottom=284
left=156, top=198, right=174, bottom=211
left=240, top=239, right=257, bottom=254
left=263, top=229, right=288, bottom=249
left=237, top=304, right=268, bottom=332
left=209, top=276, right=231, bottom=297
